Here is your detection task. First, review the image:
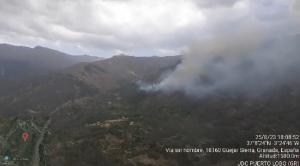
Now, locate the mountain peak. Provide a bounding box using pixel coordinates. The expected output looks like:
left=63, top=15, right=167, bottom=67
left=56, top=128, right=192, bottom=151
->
left=34, top=45, right=50, bottom=50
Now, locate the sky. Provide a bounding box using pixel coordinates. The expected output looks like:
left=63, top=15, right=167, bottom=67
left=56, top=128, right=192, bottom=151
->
left=0, top=0, right=299, bottom=57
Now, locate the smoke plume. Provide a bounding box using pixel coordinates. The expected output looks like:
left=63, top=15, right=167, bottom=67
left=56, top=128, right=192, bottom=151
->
left=152, top=33, right=300, bottom=96
left=141, top=0, right=300, bottom=97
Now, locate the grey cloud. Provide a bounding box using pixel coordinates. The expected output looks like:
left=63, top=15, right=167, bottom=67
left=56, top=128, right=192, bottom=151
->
left=0, top=0, right=257, bottom=56
left=192, top=0, right=242, bottom=8
left=0, top=0, right=181, bottom=55
left=294, top=0, right=300, bottom=10
left=0, top=0, right=298, bottom=58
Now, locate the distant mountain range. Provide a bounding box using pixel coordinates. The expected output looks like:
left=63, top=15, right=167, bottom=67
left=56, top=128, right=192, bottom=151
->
left=0, top=44, right=181, bottom=116
left=0, top=44, right=101, bottom=79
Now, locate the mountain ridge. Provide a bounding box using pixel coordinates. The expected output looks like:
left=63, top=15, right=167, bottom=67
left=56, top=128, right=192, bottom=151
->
left=0, top=43, right=102, bottom=79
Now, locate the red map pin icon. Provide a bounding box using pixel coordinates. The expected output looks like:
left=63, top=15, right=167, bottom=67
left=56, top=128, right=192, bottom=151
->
left=22, top=132, right=29, bottom=142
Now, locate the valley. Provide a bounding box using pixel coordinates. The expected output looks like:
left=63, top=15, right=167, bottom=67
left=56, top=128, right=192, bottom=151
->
left=0, top=45, right=299, bottom=166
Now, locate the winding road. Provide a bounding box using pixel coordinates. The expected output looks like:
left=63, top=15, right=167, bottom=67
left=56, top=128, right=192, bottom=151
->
left=31, top=104, right=66, bottom=166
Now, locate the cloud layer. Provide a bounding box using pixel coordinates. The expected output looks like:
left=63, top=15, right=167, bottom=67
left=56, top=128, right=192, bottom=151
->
left=0, top=0, right=209, bottom=56
left=4, top=0, right=296, bottom=57
left=0, top=0, right=298, bottom=59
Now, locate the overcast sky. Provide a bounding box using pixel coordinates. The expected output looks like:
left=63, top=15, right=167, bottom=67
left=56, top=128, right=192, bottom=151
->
left=0, top=0, right=299, bottom=57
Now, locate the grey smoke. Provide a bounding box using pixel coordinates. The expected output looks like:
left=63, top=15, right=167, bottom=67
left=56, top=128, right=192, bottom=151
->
left=142, top=29, right=300, bottom=97
left=139, top=0, right=300, bottom=97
